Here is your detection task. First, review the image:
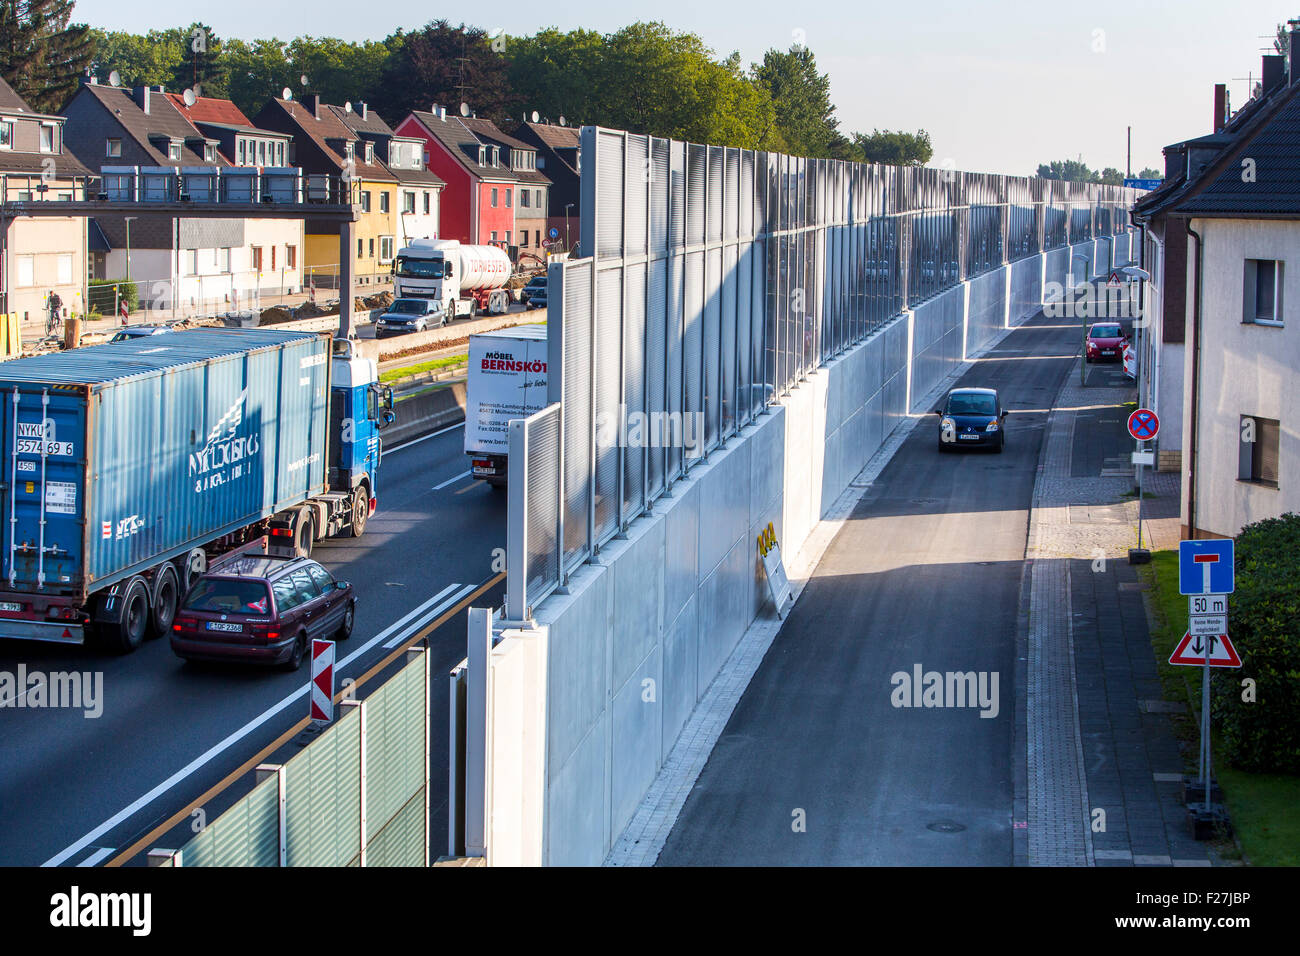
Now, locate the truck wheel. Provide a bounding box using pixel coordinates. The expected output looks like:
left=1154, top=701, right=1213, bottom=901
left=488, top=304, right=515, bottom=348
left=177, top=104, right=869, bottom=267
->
left=177, top=548, right=206, bottom=593
left=295, top=511, right=315, bottom=558
left=151, top=564, right=180, bottom=639
left=348, top=487, right=369, bottom=538
left=106, top=577, right=151, bottom=654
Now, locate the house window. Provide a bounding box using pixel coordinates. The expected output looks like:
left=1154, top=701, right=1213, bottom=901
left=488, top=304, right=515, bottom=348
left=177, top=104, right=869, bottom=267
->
left=252, top=246, right=263, bottom=272
left=106, top=137, right=122, bottom=158
left=1239, top=415, right=1280, bottom=487
left=505, top=231, right=511, bottom=244
left=423, top=192, right=430, bottom=214
left=204, top=144, right=217, bottom=163
left=40, top=123, right=54, bottom=153
left=168, top=142, right=181, bottom=161
left=379, top=236, right=394, bottom=262
left=357, top=238, right=364, bottom=258
left=535, top=189, right=542, bottom=208
left=380, top=192, right=389, bottom=214
left=276, top=142, right=284, bottom=166
left=505, top=188, right=512, bottom=208
left=16, top=255, right=33, bottom=286
left=0, top=120, right=12, bottom=149
left=403, top=191, right=415, bottom=214
left=368, top=238, right=375, bottom=258
left=490, top=231, right=497, bottom=242
left=364, top=142, right=374, bottom=164
left=270, top=246, right=276, bottom=271
left=1244, top=259, right=1284, bottom=326
left=521, top=231, right=529, bottom=247
left=286, top=244, right=296, bottom=269
left=360, top=191, right=371, bottom=213
left=491, top=188, right=498, bottom=208
left=535, top=230, right=540, bottom=247
left=520, top=189, right=530, bottom=208
left=182, top=249, right=198, bottom=275
left=238, top=139, right=246, bottom=165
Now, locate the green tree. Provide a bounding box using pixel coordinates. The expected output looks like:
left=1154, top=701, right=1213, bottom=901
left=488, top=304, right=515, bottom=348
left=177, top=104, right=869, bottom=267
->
left=1098, top=167, right=1125, bottom=186
left=223, top=37, right=294, bottom=117
left=88, top=28, right=182, bottom=89
left=164, top=22, right=226, bottom=99
left=0, top=0, right=93, bottom=113
left=751, top=45, right=839, bottom=158
left=1036, top=158, right=1098, bottom=182
left=372, top=21, right=516, bottom=126
left=855, top=129, right=933, bottom=166
left=506, top=26, right=606, bottom=126
left=1136, top=166, right=1162, bottom=180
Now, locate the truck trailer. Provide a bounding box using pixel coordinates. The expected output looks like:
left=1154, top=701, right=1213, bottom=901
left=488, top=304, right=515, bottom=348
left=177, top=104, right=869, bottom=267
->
left=393, top=238, right=512, bottom=320
left=464, top=324, right=548, bottom=487
left=0, top=328, right=394, bottom=653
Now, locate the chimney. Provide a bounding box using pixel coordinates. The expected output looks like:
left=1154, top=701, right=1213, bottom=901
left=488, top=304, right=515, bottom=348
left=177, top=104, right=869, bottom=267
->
left=1289, top=19, right=1300, bottom=84
left=1263, top=54, right=1285, bottom=96
left=1213, top=84, right=1227, bottom=133
left=358, top=102, right=367, bottom=120
left=82, top=74, right=98, bottom=87
left=301, top=93, right=322, bottom=120
left=439, top=106, right=446, bottom=121
left=133, top=84, right=151, bottom=114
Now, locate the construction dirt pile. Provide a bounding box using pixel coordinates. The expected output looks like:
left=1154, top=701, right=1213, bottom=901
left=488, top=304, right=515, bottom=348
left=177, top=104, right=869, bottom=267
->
left=258, top=306, right=294, bottom=325
left=361, top=291, right=394, bottom=309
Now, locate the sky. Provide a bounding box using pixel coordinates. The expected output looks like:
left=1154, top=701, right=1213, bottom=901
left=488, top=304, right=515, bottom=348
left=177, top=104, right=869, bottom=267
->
left=74, top=0, right=1297, bottom=177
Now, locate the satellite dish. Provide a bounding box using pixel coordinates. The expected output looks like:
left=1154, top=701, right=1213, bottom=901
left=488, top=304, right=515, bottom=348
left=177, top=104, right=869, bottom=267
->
left=558, top=116, right=567, bottom=127
left=344, top=101, right=353, bottom=113
left=282, top=87, right=293, bottom=101
left=459, top=102, right=470, bottom=117
left=182, top=87, right=197, bottom=107
left=108, top=70, right=121, bottom=88
left=300, top=75, right=309, bottom=87
left=531, top=110, right=539, bottom=123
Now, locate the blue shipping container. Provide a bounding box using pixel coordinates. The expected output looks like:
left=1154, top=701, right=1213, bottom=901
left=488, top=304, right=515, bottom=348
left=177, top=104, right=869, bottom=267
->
left=0, top=328, right=331, bottom=600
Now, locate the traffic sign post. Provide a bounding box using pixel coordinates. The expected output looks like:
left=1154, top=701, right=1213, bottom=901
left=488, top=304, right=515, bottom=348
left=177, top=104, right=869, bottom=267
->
left=1173, top=539, right=1238, bottom=824
left=1127, top=408, right=1159, bottom=564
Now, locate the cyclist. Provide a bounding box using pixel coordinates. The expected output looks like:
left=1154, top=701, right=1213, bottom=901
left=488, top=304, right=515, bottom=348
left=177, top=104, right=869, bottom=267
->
left=46, top=291, right=63, bottom=336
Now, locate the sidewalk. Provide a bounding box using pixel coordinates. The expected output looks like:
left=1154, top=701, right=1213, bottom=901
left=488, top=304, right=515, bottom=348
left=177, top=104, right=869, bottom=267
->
left=1020, top=360, right=1209, bottom=866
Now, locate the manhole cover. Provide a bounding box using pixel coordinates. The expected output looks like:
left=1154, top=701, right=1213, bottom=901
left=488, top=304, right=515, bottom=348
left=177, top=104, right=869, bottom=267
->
left=926, top=820, right=967, bottom=833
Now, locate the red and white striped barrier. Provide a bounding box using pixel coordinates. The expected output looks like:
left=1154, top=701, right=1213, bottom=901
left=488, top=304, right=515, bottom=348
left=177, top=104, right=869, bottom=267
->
left=310, top=639, right=335, bottom=722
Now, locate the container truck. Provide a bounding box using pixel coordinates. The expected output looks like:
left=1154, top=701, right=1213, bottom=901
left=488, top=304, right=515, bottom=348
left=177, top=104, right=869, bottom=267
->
left=393, top=238, right=512, bottom=320
left=464, top=324, right=548, bottom=488
left=0, top=328, right=394, bottom=653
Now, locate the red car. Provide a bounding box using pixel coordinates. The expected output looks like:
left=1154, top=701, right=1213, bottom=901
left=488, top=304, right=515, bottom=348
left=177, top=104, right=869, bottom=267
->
left=170, top=554, right=355, bottom=669
left=1085, top=322, right=1127, bottom=363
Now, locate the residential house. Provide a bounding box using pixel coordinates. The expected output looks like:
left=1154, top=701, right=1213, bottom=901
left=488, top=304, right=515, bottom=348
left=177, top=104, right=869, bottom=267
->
left=254, top=95, right=398, bottom=286
left=329, top=100, right=443, bottom=250
left=61, top=78, right=306, bottom=315
left=465, top=119, right=550, bottom=263
left=512, top=120, right=581, bottom=253
left=0, top=75, right=92, bottom=327
left=1133, top=44, right=1300, bottom=538
left=396, top=107, right=529, bottom=252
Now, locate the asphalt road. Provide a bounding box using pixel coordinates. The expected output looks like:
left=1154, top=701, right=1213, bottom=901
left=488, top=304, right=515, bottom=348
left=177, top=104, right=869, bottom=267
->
left=658, top=312, right=1092, bottom=866
left=0, top=423, right=505, bottom=867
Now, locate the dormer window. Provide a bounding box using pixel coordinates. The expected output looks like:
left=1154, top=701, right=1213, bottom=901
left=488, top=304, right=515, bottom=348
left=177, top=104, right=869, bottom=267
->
left=168, top=142, right=181, bottom=161
left=478, top=146, right=487, bottom=165
left=488, top=145, right=498, bottom=166
left=106, top=137, right=122, bottom=158
left=204, top=144, right=217, bottom=163
left=345, top=142, right=354, bottom=161
left=364, top=142, right=374, bottom=163
left=0, top=120, right=12, bottom=150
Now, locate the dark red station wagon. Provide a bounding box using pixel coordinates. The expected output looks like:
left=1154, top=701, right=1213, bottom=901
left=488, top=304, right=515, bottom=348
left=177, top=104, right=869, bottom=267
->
left=170, top=554, right=355, bottom=669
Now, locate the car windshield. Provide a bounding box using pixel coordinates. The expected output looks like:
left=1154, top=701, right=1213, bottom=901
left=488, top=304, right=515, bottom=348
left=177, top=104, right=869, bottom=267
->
left=1091, top=325, right=1122, bottom=338
left=395, top=256, right=444, bottom=279
left=183, top=579, right=272, bottom=615
left=948, top=393, right=997, bottom=416
left=388, top=299, right=428, bottom=314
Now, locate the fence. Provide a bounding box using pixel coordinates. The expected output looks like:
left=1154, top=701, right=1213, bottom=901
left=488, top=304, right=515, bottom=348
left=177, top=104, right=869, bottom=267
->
left=506, top=127, right=1141, bottom=617
left=151, top=646, right=430, bottom=867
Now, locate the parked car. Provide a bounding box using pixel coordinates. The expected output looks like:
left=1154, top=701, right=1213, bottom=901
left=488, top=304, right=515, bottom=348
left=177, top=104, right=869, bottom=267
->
left=1085, top=322, right=1127, bottom=363
left=935, top=386, right=1007, bottom=453
left=374, top=297, right=445, bottom=338
left=110, top=324, right=173, bottom=342
left=522, top=276, right=548, bottom=310
left=170, top=554, right=355, bottom=669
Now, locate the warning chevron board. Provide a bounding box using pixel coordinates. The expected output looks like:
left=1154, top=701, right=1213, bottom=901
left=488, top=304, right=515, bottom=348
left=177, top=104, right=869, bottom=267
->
left=1169, top=631, right=1242, bottom=668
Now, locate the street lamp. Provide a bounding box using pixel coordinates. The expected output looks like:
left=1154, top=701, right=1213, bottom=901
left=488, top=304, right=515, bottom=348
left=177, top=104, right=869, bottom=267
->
left=123, top=216, right=137, bottom=323
left=564, top=203, right=574, bottom=253
left=1120, top=264, right=1153, bottom=565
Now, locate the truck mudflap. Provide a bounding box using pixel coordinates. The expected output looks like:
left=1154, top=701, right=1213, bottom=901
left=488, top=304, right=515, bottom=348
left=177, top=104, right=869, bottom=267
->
left=0, top=616, right=85, bottom=644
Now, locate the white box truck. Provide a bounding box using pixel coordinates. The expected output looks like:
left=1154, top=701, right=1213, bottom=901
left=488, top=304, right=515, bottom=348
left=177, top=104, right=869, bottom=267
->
left=464, top=325, right=549, bottom=488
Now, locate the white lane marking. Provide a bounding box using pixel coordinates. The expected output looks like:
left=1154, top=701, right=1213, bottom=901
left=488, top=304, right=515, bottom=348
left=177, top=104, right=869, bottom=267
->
left=43, top=579, right=482, bottom=867
left=381, top=583, right=475, bottom=649
left=432, top=469, right=471, bottom=491
left=386, top=422, right=464, bottom=455
left=76, top=847, right=114, bottom=867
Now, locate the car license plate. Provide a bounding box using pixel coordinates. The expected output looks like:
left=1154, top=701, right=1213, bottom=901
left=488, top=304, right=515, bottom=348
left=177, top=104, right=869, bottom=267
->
left=205, top=621, right=243, bottom=632
left=958, top=433, right=980, bottom=440
left=1101, top=349, right=1114, bottom=355
left=0, top=601, right=22, bottom=612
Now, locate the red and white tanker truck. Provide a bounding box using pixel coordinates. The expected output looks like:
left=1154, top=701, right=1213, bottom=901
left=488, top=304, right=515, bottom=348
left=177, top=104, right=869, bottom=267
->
left=392, top=239, right=512, bottom=320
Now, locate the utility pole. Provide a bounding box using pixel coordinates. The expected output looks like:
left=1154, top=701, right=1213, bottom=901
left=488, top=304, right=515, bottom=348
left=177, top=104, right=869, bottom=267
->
left=1126, top=126, right=1131, bottom=178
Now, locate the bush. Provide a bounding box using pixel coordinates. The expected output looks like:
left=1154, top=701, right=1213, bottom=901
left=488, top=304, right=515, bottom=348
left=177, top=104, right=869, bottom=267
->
left=1211, top=512, right=1300, bottom=773
left=88, top=278, right=139, bottom=315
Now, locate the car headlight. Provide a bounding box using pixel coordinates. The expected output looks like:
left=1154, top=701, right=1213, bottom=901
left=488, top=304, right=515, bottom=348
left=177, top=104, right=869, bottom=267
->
left=985, top=419, right=999, bottom=432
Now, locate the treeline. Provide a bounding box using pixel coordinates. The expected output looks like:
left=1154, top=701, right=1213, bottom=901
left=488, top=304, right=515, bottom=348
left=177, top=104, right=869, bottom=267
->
left=1036, top=159, right=1160, bottom=185
left=0, top=3, right=934, bottom=165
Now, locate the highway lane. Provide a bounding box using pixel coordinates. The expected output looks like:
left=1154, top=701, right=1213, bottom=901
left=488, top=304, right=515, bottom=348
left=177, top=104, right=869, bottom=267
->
left=0, top=423, right=505, bottom=866
left=658, top=312, right=1079, bottom=866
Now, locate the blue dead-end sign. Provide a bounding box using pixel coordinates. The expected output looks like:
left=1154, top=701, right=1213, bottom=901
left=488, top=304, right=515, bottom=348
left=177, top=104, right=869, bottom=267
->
left=1179, top=539, right=1234, bottom=595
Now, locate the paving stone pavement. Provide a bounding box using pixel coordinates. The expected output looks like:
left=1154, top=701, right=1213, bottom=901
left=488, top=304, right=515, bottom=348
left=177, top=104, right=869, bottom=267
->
left=1022, top=363, right=1210, bottom=866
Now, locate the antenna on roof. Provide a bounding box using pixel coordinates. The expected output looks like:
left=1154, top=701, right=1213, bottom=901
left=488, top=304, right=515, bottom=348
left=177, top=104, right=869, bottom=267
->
left=558, top=116, right=567, bottom=127
left=182, top=87, right=197, bottom=107
left=108, top=70, right=121, bottom=88
left=344, top=101, right=353, bottom=113
left=300, top=75, right=309, bottom=87
left=531, top=110, right=540, bottom=123
left=282, top=87, right=293, bottom=101
left=460, top=102, right=470, bottom=117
